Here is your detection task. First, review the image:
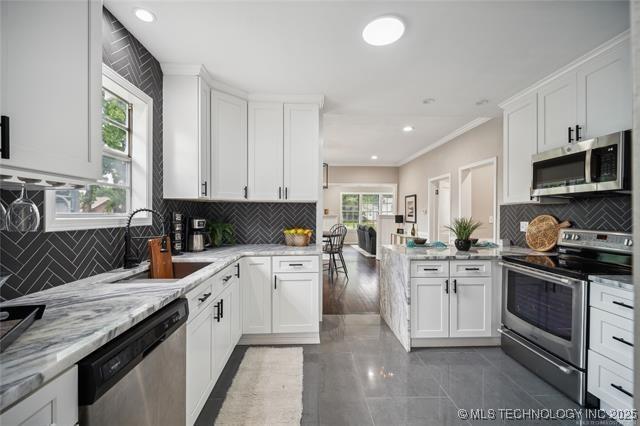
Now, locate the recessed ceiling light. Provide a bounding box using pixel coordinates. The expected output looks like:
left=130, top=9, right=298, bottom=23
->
left=362, top=16, right=405, bottom=46
left=422, top=98, right=436, bottom=105
left=371, top=155, right=379, bottom=160
left=402, top=125, right=414, bottom=133
left=476, top=99, right=489, bottom=106
left=134, top=8, right=155, bottom=23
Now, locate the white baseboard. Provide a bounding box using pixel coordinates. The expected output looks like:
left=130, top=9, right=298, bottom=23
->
left=239, top=332, right=320, bottom=345
left=411, top=337, right=500, bottom=348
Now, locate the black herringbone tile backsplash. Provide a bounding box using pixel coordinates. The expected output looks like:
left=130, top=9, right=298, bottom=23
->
left=500, top=195, right=632, bottom=247
left=0, top=8, right=315, bottom=300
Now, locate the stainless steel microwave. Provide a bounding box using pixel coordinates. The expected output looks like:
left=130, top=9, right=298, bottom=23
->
left=531, top=130, right=631, bottom=197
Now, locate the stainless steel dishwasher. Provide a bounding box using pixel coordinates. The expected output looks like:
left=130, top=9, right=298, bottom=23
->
left=78, top=299, right=188, bottom=426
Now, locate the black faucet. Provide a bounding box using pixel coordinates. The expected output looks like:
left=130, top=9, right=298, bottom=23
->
left=123, top=208, right=167, bottom=269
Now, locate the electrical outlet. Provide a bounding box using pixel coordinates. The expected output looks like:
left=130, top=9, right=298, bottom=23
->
left=520, top=221, right=529, bottom=232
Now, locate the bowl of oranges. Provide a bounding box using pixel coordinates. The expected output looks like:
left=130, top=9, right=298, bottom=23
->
left=283, top=228, right=313, bottom=246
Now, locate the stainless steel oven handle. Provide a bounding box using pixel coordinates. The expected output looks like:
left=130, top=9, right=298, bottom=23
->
left=497, top=328, right=573, bottom=375
left=498, top=261, right=586, bottom=286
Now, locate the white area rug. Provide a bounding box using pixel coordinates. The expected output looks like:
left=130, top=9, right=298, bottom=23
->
left=214, top=347, right=303, bottom=425
left=350, top=244, right=376, bottom=258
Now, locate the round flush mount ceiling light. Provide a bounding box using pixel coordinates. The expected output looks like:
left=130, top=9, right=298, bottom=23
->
left=402, top=125, right=414, bottom=133
left=134, top=8, right=156, bottom=23
left=371, top=155, right=379, bottom=160
left=362, top=16, right=405, bottom=46
left=422, top=98, right=436, bottom=105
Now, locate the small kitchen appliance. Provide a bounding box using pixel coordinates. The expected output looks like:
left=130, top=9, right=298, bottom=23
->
left=186, top=218, right=208, bottom=252
left=500, top=228, right=632, bottom=406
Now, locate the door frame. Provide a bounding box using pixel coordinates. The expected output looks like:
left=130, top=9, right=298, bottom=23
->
left=427, top=173, right=451, bottom=242
left=457, top=157, right=497, bottom=242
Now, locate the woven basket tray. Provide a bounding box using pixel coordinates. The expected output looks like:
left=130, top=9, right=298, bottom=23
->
left=284, top=233, right=311, bottom=247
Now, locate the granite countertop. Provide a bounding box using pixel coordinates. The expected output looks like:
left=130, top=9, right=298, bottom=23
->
left=382, top=244, right=554, bottom=260
left=0, top=244, right=321, bottom=412
left=589, top=274, right=634, bottom=292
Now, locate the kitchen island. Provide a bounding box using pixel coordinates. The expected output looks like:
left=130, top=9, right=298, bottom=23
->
left=380, top=244, right=553, bottom=351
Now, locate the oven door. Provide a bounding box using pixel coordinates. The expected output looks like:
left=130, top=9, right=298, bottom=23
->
left=501, top=262, right=588, bottom=369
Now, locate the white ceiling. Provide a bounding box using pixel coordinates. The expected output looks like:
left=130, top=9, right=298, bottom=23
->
left=105, top=0, right=630, bottom=166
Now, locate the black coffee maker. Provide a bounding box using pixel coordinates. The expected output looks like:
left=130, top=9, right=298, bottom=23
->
left=185, top=218, right=208, bottom=252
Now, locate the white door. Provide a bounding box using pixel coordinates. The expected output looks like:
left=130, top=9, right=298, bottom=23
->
left=186, top=307, right=214, bottom=424
left=449, top=277, right=492, bottom=337
left=503, top=93, right=538, bottom=204
left=273, top=273, right=319, bottom=333
left=283, top=104, right=319, bottom=201
left=199, top=78, right=211, bottom=199
left=248, top=102, right=284, bottom=200
left=211, top=91, right=248, bottom=200
left=577, top=39, right=632, bottom=139
left=410, top=278, right=449, bottom=338
left=538, top=72, right=577, bottom=151
left=437, top=182, right=451, bottom=242
left=0, top=0, right=101, bottom=180
left=212, top=293, right=231, bottom=377
left=242, top=257, right=272, bottom=334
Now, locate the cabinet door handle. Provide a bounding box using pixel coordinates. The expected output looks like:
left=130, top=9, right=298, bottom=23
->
left=201, top=181, right=208, bottom=196
left=423, top=268, right=438, bottom=271
left=567, top=126, right=574, bottom=143
left=611, top=383, right=633, bottom=398
left=453, top=279, right=457, bottom=293
left=222, top=275, right=233, bottom=283
left=464, top=267, right=480, bottom=271
left=613, top=300, right=633, bottom=310
left=285, top=187, right=288, bottom=199
left=289, top=263, right=304, bottom=267
left=244, top=186, right=248, bottom=199
left=445, top=279, right=449, bottom=294
left=612, top=336, right=633, bottom=347
left=274, top=275, right=277, bottom=290
left=0, top=116, right=9, bottom=159
left=220, top=298, right=224, bottom=319
left=278, top=187, right=282, bottom=199
left=575, top=125, right=582, bottom=141
left=198, top=292, right=212, bottom=303
left=235, top=263, right=240, bottom=278
left=214, top=302, right=221, bottom=321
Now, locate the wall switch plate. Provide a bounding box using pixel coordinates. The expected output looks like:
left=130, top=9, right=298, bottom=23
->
left=520, top=221, right=529, bottom=232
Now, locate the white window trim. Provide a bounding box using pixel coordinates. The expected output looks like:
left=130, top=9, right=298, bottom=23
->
left=339, top=191, right=396, bottom=227
left=44, top=64, right=153, bottom=232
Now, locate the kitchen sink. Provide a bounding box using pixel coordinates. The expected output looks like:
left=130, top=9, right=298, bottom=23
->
left=112, top=262, right=211, bottom=283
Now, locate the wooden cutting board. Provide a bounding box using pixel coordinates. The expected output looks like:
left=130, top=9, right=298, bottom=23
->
left=149, top=237, right=174, bottom=279
left=525, top=215, right=571, bottom=252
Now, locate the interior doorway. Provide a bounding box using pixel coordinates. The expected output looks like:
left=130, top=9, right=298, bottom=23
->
left=458, top=157, right=497, bottom=241
left=427, top=174, right=451, bottom=243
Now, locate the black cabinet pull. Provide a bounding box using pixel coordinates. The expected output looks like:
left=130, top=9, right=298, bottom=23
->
left=465, top=267, right=480, bottom=271
left=198, top=292, right=212, bottom=303
left=575, top=125, right=582, bottom=141
left=278, top=187, right=282, bottom=199
left=222, top=275, right=233, bottom=283
left=0, top=116, right=9, bottom=159
left=235, top=263, right=240, bottom=278
left=285, top=187, right=288, bottom=199
left=567, top=126, right=574, bottom=143
left=289, top=263, right=304, bottom=267
left=220, top=299, right=224, bottom=319
left=445, top=279, right=449, bottom=294
left=274, top=275, right=277, bottom=290
left=201, top=181, right=208, bottom=196
left=453, top=279, right=457, bottom=293
left=244, top=186, right=248, bottom=199
left=611, top=383, right=633, bottom=398
left=612, top=336, right=633, bottom=347
left=612, top=300, right=633, bottom=310
left=423, top=268, right=438, bottom=271
left=214, top=302, right=221, bottom=322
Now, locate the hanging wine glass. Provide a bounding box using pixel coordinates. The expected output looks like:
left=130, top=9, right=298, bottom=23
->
left=7, top=184, right=40, bottom=232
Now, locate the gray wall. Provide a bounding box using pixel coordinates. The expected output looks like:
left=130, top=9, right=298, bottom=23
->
left=0, top=8, right=314, bottom=300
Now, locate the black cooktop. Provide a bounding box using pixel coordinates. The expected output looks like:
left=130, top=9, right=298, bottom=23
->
left=502, top=254, right=632, bottom=281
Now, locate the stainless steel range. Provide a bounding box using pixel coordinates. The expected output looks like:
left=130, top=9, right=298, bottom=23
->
left=499, top=228, right=632, bottom=406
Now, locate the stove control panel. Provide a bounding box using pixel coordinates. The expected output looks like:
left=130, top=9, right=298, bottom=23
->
left=558, top=229, right=632, bottom=254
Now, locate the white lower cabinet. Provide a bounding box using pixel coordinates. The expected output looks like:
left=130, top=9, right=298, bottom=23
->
left=272, top=272, right=319, bottom=333
left=0, top=366, right=78, bottom=426
left=241, top=257, right=272, bottom=334
left=186, top=302, right=215, bottom=426
left=410, top=260, right=493, bottom=340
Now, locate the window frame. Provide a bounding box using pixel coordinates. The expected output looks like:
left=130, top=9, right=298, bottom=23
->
left=339, top=191, right=395, bottom=229
left=44, top=64, right=153, bottom=232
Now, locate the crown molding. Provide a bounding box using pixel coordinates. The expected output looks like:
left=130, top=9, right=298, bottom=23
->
left=248, top=93, right=325, bottom=108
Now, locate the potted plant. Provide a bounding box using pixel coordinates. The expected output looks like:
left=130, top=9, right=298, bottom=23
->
left=208, top=222, right=235, bottom=247
left=445, top=217, right=482, bottom=251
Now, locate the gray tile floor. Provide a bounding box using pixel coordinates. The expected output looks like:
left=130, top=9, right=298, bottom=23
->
left=197, top=314, right=595, bottom=425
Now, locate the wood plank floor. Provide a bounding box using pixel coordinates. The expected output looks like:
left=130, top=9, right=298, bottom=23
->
left=322, top=246, right=379, bottom=314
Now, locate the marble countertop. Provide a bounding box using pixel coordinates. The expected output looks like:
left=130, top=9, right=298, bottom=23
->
left=0, top=244, right=321, bottom=412
left=589, top=274, right=634, bottom=292
left=382, top=244, right=554, bottom=260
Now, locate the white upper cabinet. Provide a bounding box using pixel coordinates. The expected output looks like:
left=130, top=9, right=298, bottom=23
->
left=211, top=91, right=248, bottom=200
left=248, top=102, right=285, bottom=201
left=537, top=72, right=577, bottom=151
left=577, top=38, right=632, bottom=140
left=0, top=0, right=101, bottom=181
left=283, top=104, right=320, bottom=201
left=163, top=74, right=211, bottom=199
left=502, top=93, right=538, bottom=204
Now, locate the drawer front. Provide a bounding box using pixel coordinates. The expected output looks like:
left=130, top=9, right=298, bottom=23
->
left=411, top=261, right=449, bottom=278
left=588, top=350, right=634, bottom=410
left=217, top=263, right=239, bottom=292
left=451, top=260, right=492, bottom=277
left=186, top=279, right=214, bottom=320
left=590, top=282, right=634, bottom=320
left=590, top=307, right=634, bottom=370
left=273, top=256, right=319, bottom=273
